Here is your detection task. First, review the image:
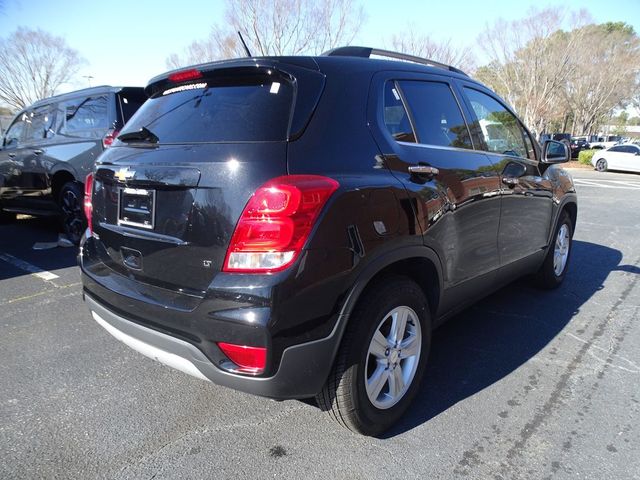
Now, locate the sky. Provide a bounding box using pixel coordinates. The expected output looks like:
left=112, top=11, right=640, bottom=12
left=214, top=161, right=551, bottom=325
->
left=1, top=0, right=639, bottom=94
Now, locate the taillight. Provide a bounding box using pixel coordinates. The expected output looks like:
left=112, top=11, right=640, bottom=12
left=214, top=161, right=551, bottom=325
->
left=102, top=128, right=119, bottom=148
left=218, top=342, right=267, bottom=375
left=168, top=68, right=203, bottom=83
left=84, top=173, right=94, bottom=234
left=223, top=175, right=339, bottom=273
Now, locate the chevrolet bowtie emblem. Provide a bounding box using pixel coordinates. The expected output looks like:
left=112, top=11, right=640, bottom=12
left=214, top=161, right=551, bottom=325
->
left=115, top=167, right=135, bottom=182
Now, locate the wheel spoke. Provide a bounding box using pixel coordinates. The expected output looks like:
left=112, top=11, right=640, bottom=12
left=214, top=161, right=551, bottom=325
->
left=369, top=330, right=389, bottom=359
left=388, top=365, right=404, bottom=398
left=399, top=335, right=419, bottom=359
left=391, top=309, right=408, bottom=345
left=366, top=365, right=389, bottom=400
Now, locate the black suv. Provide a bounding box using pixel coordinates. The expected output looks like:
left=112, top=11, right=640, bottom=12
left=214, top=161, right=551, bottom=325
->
left=79, top=47, right=576, bottom=436
left=0, top=86, right=145, bottom=242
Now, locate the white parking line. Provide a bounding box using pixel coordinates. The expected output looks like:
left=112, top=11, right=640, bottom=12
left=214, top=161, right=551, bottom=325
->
left=0, top=253, right=59, bottom=281
left=574, top=179, right=640, bottom=190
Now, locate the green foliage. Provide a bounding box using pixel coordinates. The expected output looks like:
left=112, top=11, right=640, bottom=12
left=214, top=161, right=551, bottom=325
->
left=601, top=22, right=635, bottom=36
left=578, top=149, right=597, bottom=165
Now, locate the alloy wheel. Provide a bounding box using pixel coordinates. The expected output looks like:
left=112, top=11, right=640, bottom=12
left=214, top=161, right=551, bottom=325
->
left=364, top=305, right=422, bottom=409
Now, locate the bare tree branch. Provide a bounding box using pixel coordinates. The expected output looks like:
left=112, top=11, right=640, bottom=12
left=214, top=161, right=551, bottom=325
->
left=389, top=26, right=476, bottom=72
left=166, top=0, right=364, bottom=68
left=0, top=27, right=85, bottom=110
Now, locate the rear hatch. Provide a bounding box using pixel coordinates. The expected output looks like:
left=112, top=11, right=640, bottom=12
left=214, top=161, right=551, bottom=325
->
left=91, top=59, right=324, bottom=295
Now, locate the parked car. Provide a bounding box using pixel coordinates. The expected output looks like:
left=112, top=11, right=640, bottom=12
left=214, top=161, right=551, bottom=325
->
left=590, top=135, right=622, bottom=150
left=591, top=143, right=640, bottom=173
left=0, top=86, right=146, bottom=242
left=570, top=137, right=590, bottom=158
left=79, top=47, right=576, bottom=436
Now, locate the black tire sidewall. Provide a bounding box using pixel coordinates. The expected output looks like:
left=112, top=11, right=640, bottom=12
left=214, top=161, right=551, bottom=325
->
left=346, top=279, right=431, bottom=435
left=540, top=211, right=573, bottom=288
left=58, top=182, right=86, bottom=244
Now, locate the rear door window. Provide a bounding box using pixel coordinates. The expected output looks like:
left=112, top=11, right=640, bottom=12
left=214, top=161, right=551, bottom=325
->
left=396, top=80, right=472, bottom=149
left=23, top=106, right=55, bottom=143
left=382, top=81, right=416, bottom=143
left=120, top=72, right=294, bottom=143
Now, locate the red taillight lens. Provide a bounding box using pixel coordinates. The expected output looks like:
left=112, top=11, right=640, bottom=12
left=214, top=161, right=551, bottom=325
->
left=168, top=69, right=203, bottom=83
left=218, top=342, right=267, bottom=374
left=223, top=175, right=339, bottom=273
left=84, top=173, right=94, bottom=234
left=102, top=128, right=119, bottom=149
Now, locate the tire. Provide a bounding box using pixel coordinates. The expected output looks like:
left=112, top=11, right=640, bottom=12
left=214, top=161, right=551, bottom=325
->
left=535, top=210, right=573, bottom=289
left=316, top=276, right=431, bottom=436
left=595, top=158, right=608, bottom=172
left=58, top=181, right=86, bottom=245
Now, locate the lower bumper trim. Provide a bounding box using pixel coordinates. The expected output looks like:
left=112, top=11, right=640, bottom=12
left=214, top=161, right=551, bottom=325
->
left=85, top=293, right=346, bottom=399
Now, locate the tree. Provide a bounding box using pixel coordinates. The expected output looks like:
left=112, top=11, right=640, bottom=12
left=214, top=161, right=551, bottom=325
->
left=0, top=27, right=85, bottom=110
left=389, top=27, right=475, bottom=72
left=167, top=0, right=364, bottom=68
left=474, top=8, right=590, bottom=136
left=562, top=22, right=640, bottom=134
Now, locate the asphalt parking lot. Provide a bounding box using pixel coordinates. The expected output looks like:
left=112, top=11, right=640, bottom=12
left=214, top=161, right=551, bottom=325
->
left=1, top=168, right=639, bottom=479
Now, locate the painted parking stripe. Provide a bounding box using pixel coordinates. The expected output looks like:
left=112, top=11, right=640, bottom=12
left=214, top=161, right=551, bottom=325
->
left=0, top=253, right=59, bottom=281
left=574, top=179, right=640, bottom=190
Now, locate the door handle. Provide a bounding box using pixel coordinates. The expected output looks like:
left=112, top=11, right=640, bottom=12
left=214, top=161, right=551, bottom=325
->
left=408, top=165, right=439, bottom=177
left=32, top=149, right=43, bottom=155
left=502, top=176, right=519, bottom=187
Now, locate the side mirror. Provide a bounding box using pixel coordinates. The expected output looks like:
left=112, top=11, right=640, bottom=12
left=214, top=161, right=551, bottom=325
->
left=541, top=140, right=569, bottom=164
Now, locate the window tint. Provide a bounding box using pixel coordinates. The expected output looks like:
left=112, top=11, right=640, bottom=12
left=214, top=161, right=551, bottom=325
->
left=464, top=88, right=529, bottom=158
left=58, top=96, right=109, bottom=137
left=3, top=115, right=25, bottom=148
left=118, top=91, right=146, bottom=124
left=120, top=73, right=293, bottom=143
left=23, top=106, right=54, bottom=143
left=398, top=81, right=472, bottom=149
left=383, top=81, right=415, bottom=143
left=609, top=146, right=623, bottom=152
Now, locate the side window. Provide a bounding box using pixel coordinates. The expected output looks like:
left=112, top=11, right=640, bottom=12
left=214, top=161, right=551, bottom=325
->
left=58, top=96, right=109, bottom=137
left=3, top=114, right=26, bottom=148
left=23, top=106, right=54, bottom=143
left=398, top=81, right=472, bottom=149
left=464, top=87, right=530, bottom=159
left=609, top=146, right=622, bottom=152
left=383, top=81, right=416, bottom=143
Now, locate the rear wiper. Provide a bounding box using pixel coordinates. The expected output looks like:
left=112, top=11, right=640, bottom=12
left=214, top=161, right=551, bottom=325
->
left=118, top=126, right=159, bottom=144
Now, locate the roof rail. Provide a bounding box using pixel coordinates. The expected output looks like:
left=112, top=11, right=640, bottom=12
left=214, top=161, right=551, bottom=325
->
left=322, top=46, right=468, bottom=76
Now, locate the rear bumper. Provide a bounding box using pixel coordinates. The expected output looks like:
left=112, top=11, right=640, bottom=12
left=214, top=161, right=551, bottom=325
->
left=84, top=293, right=344, bottom=399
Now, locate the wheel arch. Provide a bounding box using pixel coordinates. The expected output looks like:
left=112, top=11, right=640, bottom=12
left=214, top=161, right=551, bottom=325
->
left=339, top=246, right=443, bottom=325
left=51, top=169, right=80, bottom=203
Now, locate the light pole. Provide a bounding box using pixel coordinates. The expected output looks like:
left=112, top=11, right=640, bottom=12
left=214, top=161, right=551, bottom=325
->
left=83, top=75, right=94, bottom=87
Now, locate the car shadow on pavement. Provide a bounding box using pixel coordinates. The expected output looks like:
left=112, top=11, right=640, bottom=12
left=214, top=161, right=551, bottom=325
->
left=381, top=240, right=626, bottom=438
left=0, top=216, right=79, bottom=280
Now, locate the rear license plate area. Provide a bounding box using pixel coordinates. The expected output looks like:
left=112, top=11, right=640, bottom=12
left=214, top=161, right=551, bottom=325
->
left=118, top=187, right=155, bottom=229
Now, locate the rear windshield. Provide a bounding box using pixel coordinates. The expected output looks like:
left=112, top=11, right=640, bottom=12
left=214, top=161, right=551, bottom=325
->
left=119, top=73, right=294, bottom=143
left=117, top=91, right=147, bottom=124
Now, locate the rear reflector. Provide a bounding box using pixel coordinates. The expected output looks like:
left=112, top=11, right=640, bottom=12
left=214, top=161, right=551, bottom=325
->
left=84, top=173, right=94, bottom=234
left=223, top=175, right=339, bottom=273
left=218, top=342, right=267, bottom=374
left=168, top=69, right=203, bottom=83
